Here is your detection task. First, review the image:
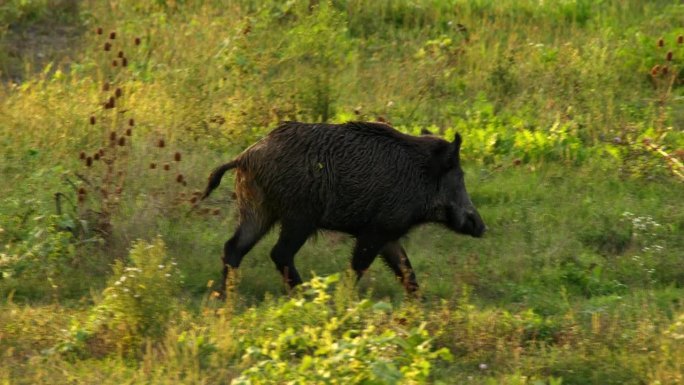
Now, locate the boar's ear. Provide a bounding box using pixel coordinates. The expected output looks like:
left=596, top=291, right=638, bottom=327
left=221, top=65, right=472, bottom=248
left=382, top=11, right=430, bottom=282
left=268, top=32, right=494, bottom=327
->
left=420, top=128, right=433, bottom=136
left=428, top=140, right=459, bottom=176
left=452, top=133, right=462, bottom=151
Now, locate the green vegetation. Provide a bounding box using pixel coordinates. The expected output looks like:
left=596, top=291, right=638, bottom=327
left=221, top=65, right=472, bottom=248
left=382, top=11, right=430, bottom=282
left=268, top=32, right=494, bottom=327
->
left=1, top=0, right=683, bottom=383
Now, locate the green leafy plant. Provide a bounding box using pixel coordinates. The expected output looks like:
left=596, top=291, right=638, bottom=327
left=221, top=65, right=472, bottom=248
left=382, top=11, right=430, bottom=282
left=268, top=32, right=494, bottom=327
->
left=233, top=274, right=451, bottom=384
left=59, top=237, right=181, bottom=357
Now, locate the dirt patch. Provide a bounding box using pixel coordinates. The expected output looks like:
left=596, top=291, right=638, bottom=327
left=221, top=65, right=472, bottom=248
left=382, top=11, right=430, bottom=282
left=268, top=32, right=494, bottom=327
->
left=0, top=0, right=84, bottom=82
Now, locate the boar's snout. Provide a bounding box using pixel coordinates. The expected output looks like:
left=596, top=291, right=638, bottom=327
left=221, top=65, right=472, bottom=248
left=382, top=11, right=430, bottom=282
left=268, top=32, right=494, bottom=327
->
left=463, top=208, right=486, bottom=238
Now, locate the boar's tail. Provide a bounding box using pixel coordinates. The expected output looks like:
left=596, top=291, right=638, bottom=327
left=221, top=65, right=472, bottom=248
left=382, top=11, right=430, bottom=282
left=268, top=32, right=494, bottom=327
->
left=201, top=160, right=239, bottom=200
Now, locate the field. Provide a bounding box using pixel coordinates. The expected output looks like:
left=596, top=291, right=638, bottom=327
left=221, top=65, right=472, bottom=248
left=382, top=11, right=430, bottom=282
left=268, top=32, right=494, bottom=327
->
left=1, top=1, right=684, bottom=384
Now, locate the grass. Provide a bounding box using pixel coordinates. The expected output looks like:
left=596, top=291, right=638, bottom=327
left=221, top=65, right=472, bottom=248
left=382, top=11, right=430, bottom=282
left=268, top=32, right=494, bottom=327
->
left=1, top=0, right=684, bottom=384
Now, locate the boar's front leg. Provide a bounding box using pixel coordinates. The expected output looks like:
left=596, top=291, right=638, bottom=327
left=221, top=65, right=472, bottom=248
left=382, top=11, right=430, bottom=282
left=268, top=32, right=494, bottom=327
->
left=379, top=241, right=419, bottom=293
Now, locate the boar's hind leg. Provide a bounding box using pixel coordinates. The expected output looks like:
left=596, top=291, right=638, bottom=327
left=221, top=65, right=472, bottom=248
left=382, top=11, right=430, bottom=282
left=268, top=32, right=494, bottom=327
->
left=270, top=223, right=314, bottom=288
left=222, top=218, right=273, bottom=292
left=379, top=241, right=419, bottom=293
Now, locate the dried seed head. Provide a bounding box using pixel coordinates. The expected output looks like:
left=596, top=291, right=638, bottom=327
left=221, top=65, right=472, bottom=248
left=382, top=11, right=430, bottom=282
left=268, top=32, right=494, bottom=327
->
left=125, top=128, right=132, bottom=136
left=158, top=139, right=165, bottom=148
left=657, top=38, right=664, bottom=48
left=679, top=35, right=684, bottom=45
left=150, top=162, right=157, bottom=169
left=118, top=51, right=124, bottom=58
left=109, top=32, right=116, bottom=40
left=99, top=148, right=105, bottom=156
left=112, top=59, right=118, bottom=67
left=89, top=115, right=96, bottom=125
left=110, top=131, right=117, bottom=141
left=122, top=57, right=128, bottom=67
left=80, top=151, right=86, bottom=160
left=135, top=37, right=141, bottom=46
left=662, top=66, right=669, bottom=75
left=190, top=196, right=198, bottom=204
left=174, top=152, right=181, bottom=162
left=176, top=174, right=184, bottom=183
left=666, top=51, right=673, bottom=61
left=86, top=157, right=93, bottom=167
left=675, top=148, right=684, bottom=160
left=78, top=187, right=87, bottom=195
left=94, top=153, right=100, bottom=161
left=118, top=137, right=126, bottom=146
left=78, top=194, right=85, bottom=203
left=103, top=82, right=110, bottom=91
left=128, top=118, right=135, bottom=126
left=513, top=159, right=522, bottom=166
left=651, top=65, right=660, bottom=76
left=212, top=208, right=220, bottom=216
left=96, top=27, right=103, bottom=35
left=115, top=87, right=122, bottom=98
left=163, top=163, right=170, bottom=171
left=104, top=42, right=111, bottom=51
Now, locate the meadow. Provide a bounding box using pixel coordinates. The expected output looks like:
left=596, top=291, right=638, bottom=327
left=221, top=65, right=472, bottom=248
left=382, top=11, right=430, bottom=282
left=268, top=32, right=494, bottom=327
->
left=1, top=0, right=683, bottom=383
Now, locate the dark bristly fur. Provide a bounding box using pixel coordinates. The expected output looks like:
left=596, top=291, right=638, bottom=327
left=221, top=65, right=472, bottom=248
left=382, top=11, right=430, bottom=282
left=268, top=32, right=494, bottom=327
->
left=203, top=121, right=486, bottom=294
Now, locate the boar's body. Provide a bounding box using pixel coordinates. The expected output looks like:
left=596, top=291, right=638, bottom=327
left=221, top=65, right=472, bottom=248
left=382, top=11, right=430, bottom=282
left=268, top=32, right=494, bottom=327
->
left=243, top=122, right=436, bottom=235
left=203, top=121, right=485, bottom=294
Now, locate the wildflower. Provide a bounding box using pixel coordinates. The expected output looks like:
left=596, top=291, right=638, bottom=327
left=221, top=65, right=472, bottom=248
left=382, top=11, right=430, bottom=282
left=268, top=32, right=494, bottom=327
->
left=164, top=164, right=170, bottom=171
left=118, top=137, right=126, bottom=146
left=80, top=151, right=86, bottom=160
left=135, top=37, right=141, bottom=46
left=666, top=51, right=673, bottom=61
left=118, top=51, right=124, bottom=58
left=96, top=27, right=103, bottom=35
left=129, top=118, right=135, bottom=126
left=104, top=42, right=111, bottom=51
left=109, top=32, right=116, bottom=40
left=115, top=88, right=122, bottom=98
left=150, top=162, right=157, bottom=169
left=90, top=116, right=96, bottom=125
left=158, top=139, right=165, bottom=148
left=657, top=38, right=664, bottom=48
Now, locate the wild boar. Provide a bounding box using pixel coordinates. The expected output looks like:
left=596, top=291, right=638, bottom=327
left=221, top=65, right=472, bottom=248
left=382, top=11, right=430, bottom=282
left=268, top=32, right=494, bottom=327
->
left=202, top=121, right=486, bottom=294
